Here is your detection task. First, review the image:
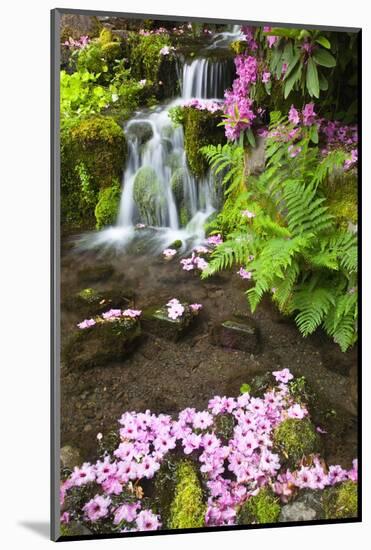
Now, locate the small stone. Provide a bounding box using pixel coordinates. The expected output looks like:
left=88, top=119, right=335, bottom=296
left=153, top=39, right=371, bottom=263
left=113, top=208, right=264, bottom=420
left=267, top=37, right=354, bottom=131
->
left=142, top=304, right=195, bottom=342
left=211, top=319, right=260, bottom=353
left=60, top=445, right=82, bottom=469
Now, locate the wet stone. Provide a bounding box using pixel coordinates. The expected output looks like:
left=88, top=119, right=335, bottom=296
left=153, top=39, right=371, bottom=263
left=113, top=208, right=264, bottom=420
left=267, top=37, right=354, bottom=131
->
left=142, top=305, right=195, bottom=342
left=126, top=120, right=154, bottom=145
left=60, top=445, right=82, bottom=469
left=63, top=287, right=133, bottom=316
left=63, top=320, right=142, bottom=369
left=279, top=491, right=324, bottom=522
left=211, top=318, right=260, bottom=354
left=77, top=264, right=114, bottom=285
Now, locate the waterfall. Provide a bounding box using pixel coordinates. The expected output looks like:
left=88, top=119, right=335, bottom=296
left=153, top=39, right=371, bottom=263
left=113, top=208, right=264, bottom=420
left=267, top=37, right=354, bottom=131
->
left=83, top=34, right=234, bottom=251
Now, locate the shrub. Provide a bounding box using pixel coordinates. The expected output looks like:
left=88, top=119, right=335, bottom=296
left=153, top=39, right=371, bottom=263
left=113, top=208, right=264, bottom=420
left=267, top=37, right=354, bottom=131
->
left=95, top=180, right=121, bottom=229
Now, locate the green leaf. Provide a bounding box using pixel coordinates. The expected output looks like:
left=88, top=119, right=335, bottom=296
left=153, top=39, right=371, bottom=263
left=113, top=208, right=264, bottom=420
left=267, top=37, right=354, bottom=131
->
left=284, top=62, right=302, bottom=99
left=240, top=383, right=251, bottom=394
left=306, top=57, right=320, bottom=98
left=315, top=36, right=331, bottom=49
left=246, top=127, right=256, bottom=148
left=283, top=50, right=300, bottom=80
left=318, top=71, right=328, bottom=91
left=309, top=125, right=319, bottom=144
left=312, top=48, right=336, bottom=68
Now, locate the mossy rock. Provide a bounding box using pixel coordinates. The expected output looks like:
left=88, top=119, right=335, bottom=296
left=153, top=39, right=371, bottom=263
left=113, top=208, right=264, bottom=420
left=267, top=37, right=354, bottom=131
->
left=237, top=488, right=281, bottom=525
left=61, top=115, right=126, bottom=230
left=63, top=287, right=133, bottom=316
left=77, top=263, right=115, bottom=285
left=273, top=418, right=320, bottom=467
left=126, top=121, right=154, bottom=145
left=168, top=461, right=206, bottom=530
left=323, top=480, right=358, bottom=519
left=168, top=239, right=182, bottom=250
left=63, top=319, right=141, bottom=369
left=133, top=167, right=164, bottom=225
left=166, top=151, right=182, bottom=172
left=182, top=108, right=226, bottom=178
left=95, top=180, right=121, bottom=229
left=142, top=304, right=194, bottom=341
left=170, top=167, right=185, bottom=205
left=323, top=172, right=357, bottom=230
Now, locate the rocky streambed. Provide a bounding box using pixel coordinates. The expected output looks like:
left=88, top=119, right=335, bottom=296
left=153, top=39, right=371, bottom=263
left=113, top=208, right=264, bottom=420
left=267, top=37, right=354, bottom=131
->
left=60, top=235, right=358, bottom=467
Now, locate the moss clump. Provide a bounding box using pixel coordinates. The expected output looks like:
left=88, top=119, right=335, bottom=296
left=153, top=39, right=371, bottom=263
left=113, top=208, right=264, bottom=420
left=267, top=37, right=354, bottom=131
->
left=61, top=115, right=125, bottom=229
left=133, top=167, right=163, bottom=225
left=182, top=108, right=226, bottom=177
left=169, top=239, right=182, bottom=250
left=168, top=461, right=206, bottom=530
left=230, top=40, right=248, bottom=55
left=77, top=288, right=103, bottom=303
left=95, top=180, right=121, bottom=229
left=76, top=29, right=122, bottom=75
left=324, top=172, right=357, bottom=229
left=170, top=167, right=185, bottom=205
left=323, top=481, right=358, bottom=519
left=237, top=488, right=280, bottom=525
left=273, top=418, right=319, bottom=466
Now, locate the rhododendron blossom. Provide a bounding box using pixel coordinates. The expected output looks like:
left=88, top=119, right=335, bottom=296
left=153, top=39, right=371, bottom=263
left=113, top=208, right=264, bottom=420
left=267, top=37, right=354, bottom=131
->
left=77, top=318, right=96, bottom=329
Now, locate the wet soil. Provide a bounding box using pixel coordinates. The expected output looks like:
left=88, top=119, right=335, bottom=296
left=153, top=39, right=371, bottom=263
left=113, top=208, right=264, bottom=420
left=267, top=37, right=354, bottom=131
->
left=60, top=234, right=358, bottom=467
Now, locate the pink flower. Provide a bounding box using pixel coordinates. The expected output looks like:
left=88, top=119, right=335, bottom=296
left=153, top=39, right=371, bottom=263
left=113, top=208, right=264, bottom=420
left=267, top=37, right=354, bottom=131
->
left=77, top=318, right=96, bottom=329
left=242, top=209, right=255, bottom=218
left=167, top=299, right=185, bottom=320
left=262, top=71, right=271, bottom=83
left=135, top=509, right=161, bottom=531
left=122, top=309, right=142, bottom=318
left=302, top=103, right=317, bottom=126
left=207, top=234, right=223, bottom=246
left=60, top=512, right=70, bottom=524
left=194, top=256, right=209, bottom=271
left=163, top=248, right=177, bottom=258
left=83, top=495, right=111, bottom=522
left=70, top=462, right=96, bottom=486
left=287, top=404, right=307, bottom=419
left=114, top=502, right=141, bottom=524
left=194, top=245, right=209, bottom=254
left=190, top=303, right=203, bottom=313
left=237, top=267, right=252, bottom=280
left=288, top=105, right=300, bottom=125
left=96, top=456, right=117, bottom=483
left=193, top=411, right=214, bottom=430
left=102, top=309, right=122, bottom=320
left=288, top=145, right=302, bottom=158
left=272, top=368, right=293, bottom=384
left=182, top=432, right=202, bottom=454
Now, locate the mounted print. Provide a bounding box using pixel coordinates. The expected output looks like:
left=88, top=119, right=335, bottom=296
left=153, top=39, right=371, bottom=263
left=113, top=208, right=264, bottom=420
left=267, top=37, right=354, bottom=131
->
left=51, top=8, right=361, bottom=541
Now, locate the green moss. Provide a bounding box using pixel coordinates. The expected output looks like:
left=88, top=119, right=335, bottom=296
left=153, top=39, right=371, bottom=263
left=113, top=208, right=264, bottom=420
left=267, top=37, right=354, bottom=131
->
left=182, top=108, right=226, bottom=177
left=77, top=288, right=103, bottom=303
left=170, top=167, right=185, bottom=204
left=95, top=179, right=121, bottom=229
left=237, top=488, right=281, bottom=525
left=61, top=115, right=125, bottom=229
left=324, top=172, right=357, bottom=229
left=76, top=29, right=122, bottom=75
left=169, top=239, right=182, bottom=250
left=273, top=418, right=319, bottom=466
left=323, top=481, right=358, bottom=519
left=168, top=461, right=206, bottom=530
left=230, top=40, right=248, bottom=55
left=133, top=167, right=163, bottom=225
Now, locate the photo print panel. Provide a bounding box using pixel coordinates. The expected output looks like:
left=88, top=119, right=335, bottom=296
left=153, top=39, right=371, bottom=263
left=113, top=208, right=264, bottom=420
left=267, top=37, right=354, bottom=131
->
left=51, top=8, right=361, bottom=541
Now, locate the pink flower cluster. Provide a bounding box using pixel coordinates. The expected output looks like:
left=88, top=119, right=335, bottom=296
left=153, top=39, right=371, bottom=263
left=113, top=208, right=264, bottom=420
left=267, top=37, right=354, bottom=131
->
left=162, top=248, right=177, bottom=258
left=263, top=26, right=279, bottom=48
left=184, top=99, right=223, bottom=113
left=63, top=35, right=90, bottom=49
left=207, top=234, right=223, bottom=246
left=237, top=267, right=252, bottom=280
left=224, top=54, right=258, bottom=140
left=166, top=298, right=185, bottom=320
left=77, top=309, right=141, bottom=329
left=61, top=369, right=357, bottom=532
left=289, top=103, right=317, bottom=127
left=180, top=252, right=209, bottom=272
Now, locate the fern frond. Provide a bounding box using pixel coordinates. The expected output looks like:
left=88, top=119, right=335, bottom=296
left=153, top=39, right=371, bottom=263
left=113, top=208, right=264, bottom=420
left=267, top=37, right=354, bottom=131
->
left=292, top=286, right=336, bottom=336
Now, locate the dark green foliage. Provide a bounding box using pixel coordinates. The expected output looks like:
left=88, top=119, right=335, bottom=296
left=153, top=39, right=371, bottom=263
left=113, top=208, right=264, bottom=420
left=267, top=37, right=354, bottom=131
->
left=237, top=488, right=280, bottom=524
left=213, top=413, right=235, bottom=443
left=202, top=115, right=358, bottom=351
left=274, top=418, right=319, bottom=466
left=60, top=115, right=125, bottom=229
left=95, top=179, right=121, bottom=229
left=323, top=481, right=358, bottom=519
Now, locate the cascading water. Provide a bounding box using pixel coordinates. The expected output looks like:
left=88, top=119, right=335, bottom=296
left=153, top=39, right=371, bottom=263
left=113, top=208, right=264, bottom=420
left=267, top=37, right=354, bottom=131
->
left=82, top=32, right=236, bottom=252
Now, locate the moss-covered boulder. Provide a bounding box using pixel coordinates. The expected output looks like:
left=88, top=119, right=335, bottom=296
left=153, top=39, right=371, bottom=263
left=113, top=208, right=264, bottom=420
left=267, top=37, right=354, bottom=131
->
left=133, top=167, right=163, bottom=225
left=237, top=488, right=281, bottom=525
left=126, top=121, right=154, bottom=145
left=142, top=303, right=195, bottom=341
left=323, top=171, right=357, bottom=230
left=168, top=461, right=206, bottom=530
left=63, top=286, right=133, bottom=317
left=182, top=107, right=226, bottom=178
left=95, top=180, right=121, bottom=229
left=323, top=480, right=358, bottom=519
left=61, top=115, right=126, bottom=230
left=211, top=319, right=260, bottom=354
left=63, top=320, right=141, bottom=369
left=273, top=418, right=320, bottom=467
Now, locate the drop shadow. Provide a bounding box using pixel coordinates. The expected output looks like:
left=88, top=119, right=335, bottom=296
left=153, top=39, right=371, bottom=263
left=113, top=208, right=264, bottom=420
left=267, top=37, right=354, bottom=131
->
left=18, top=521, right=50, bottom=539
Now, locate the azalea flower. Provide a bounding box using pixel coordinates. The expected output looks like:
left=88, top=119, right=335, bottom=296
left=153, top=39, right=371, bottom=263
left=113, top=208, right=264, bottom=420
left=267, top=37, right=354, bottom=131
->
left=163, top=248, right=177, bottom=258
left=77, top=318, right=96, bottom=329
left=288, top=105, right=300, bottom=125
left=190, top=303, right=203, bottom=313
left=287, top=404, right=307, bottom=419
left=122, top=309, right=142, bottom=318
left=207, top=234, right=223, bottom=246
left=136, top=510, right=161, bottom=531
left=83, top=495, right=111, bottom=521
left=302, top=102, right=317, bottom=126
left=114, top=502, right=140, bottom=524
left=272, top=368, right=293, bottom=384
left=102, top=309, right=122, bottom=320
